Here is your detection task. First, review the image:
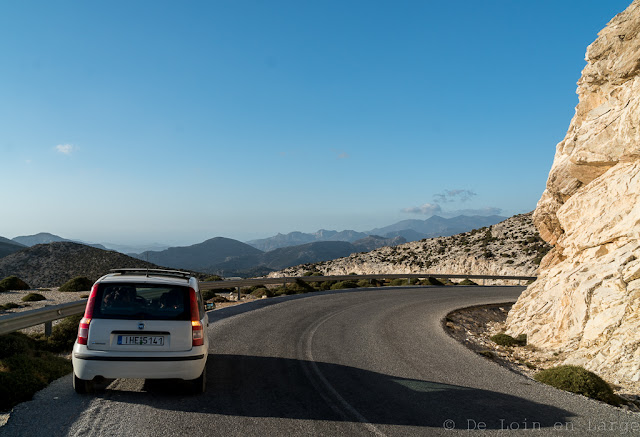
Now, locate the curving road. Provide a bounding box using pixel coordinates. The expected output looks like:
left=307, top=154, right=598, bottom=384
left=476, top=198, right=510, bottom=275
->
left=2, top=286, right=638, bottom=436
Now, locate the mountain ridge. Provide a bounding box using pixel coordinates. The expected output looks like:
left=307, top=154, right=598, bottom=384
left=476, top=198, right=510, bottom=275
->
left=248, top=214, right=506, bottom=251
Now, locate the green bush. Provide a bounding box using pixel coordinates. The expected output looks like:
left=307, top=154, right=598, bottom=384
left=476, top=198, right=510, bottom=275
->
left=59, top=276, right=93, bottom=292
left=491, top=333, right=526, bottom=347
left=201, top=289, right=216, bottom=301
left=330, top=280, right=359, bottom=290
left=21, top=293, right=46, bottom=302
left=203, top=275, right=223, bottom=281
left=534, top=365, right=621, bottom=406
left=0, top=302, right=20, bottom=310
left=318, top=280, right=337, bottom=291
left=272, top=286, right=288, bottom=296
left=0, top=276, right=30, bottom=292
left=421, top=277, right=444, bottom=286
left=250, top=287, right=273, bottom=298
left=0, top=351, right=72, bottom=411
left=46, top=314, right=83, bottom=352
left=458, top=279, right=478, bottom=286
left=389, top=278, right=409, bottom=286
left=288, top=279, right=315, bottom=293
left=0, top=332, right=35, bottom=359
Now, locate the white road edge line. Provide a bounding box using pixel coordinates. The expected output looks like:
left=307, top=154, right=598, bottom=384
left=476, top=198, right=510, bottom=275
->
left=299, top=306, right=387, bottom=437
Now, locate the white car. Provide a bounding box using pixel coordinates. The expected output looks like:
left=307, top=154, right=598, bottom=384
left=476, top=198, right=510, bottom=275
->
left=72, top=269, right=209, bottom=394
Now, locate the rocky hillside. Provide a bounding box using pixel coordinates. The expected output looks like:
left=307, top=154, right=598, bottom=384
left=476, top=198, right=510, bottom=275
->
left=0, top=237, right=25, bottom=259
left=507, top=1, right=640, bottom=385
left=271, top=212, right=549, bottom=283
left=0, top=242, right=160, bottom=288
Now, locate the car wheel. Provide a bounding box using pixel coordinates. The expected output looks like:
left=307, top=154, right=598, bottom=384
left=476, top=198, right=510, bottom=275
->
left=73, top=373, right=94, bottom=394
left=191, top=366, right=207, bottom=394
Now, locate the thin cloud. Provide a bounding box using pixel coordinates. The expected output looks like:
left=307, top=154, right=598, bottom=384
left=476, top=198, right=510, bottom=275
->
left=331, top=148, right=350, bottom=160
left=55, top=144, right=74, bottom=155
left=443, top=207, right=503, bottom=217
left=433, top=189, right=476, bottom=203
left=402, top=203, right=442, bottom=215
left=402, top=203, right=502, bottom=217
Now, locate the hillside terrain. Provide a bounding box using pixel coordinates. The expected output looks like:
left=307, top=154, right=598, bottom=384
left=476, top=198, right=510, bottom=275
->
left=271, top=212, right=549, bottom=283
left=507, top=1, right=640, bottom=385
left=0, top=237, right=25, bottom=258
left=135, top=237, right=263, bottom=272
left=134, top=235, right=405, bottom=276
left=0, top=242, right=160, bottom=288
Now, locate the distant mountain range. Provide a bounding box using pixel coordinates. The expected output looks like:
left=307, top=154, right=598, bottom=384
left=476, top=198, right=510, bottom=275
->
left=12, top=232, right=108, bottom=250
left=131, top=235, right=406, bottom=276
left=0, top=214, right=507, bottom=283
left=247, top=214, right=506, bottom=251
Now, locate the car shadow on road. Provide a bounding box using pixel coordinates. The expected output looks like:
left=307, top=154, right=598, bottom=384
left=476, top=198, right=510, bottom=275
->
left=108, top=353, right=575, bottom=430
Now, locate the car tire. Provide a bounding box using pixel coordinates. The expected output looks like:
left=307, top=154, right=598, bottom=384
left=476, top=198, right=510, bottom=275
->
left=73, top=373, right=94, bottom=394
left=190, top=366, right=206, bottom=394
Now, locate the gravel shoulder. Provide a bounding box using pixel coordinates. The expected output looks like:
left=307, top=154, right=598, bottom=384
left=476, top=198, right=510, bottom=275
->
left=443, top=302, right=640, bottom=412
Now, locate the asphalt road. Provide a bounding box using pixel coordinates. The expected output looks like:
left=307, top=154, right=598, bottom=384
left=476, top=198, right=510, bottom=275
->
left=2, top=286, right=639, bottom=436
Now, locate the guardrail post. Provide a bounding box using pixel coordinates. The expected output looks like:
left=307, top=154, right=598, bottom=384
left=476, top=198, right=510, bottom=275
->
left=237, top=286, right=241, bottom=301
left=44, top=321, right=52, bottom=337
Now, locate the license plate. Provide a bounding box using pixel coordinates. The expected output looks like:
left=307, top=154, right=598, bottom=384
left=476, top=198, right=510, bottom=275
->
left=117, top=335, right=164, bottom=346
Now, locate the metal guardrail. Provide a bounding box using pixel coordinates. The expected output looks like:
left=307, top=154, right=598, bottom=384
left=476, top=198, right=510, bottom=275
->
left=0, top=273, right=535, bottom=336
left=198, top=273, right=536, bottom=290
left=0, top=300, right=88, bottom=336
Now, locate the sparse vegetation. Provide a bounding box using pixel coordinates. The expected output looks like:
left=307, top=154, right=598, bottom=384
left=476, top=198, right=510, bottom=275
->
left=330, top=280, right=359, bottom=290
left=534, top=365, right=621, bottom=406
left=0, top=276, right=30, bottom=292
left=59, top=276, right=93, bottom=292
left=0, top=302, right=21, bottom=310
left=250, top=287, right=273, bottom=298
left=458, top=279, right=478, bottom=286
left=421, top=277, right=444, bottom=286
left=490, top=333, right=526, bottom=347
left=21, top=293, right=46, bottom=302
left=201, top=289, right=217, bottom=301
left=0, top=317, right=80, bottom=412
left=203, top=275, right=223, bottom=281
left=478, top=350, right=495, bottom=359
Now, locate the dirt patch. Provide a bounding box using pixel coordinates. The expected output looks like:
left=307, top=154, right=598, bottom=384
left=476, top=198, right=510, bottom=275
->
left=443, top=302, right=640, bottom=412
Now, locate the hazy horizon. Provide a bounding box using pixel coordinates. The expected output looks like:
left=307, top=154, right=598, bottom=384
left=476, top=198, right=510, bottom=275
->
left=5, top=210, right=511, bottom=247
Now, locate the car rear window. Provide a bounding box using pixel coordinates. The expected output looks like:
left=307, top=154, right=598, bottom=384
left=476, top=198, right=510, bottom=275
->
left=92, top=283, right=191, bottom=320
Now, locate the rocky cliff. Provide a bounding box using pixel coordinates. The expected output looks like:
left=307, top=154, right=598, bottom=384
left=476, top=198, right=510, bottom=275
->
left=271, top=212, right=549, bottom=283
left=507, top=1, right=640, bottom=384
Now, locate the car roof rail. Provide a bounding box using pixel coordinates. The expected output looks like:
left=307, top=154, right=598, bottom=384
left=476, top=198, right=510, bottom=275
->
left=109, top=268, right=192, bottom=279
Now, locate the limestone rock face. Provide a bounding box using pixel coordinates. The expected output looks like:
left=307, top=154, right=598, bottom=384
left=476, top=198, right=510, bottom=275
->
left=507, top=0, right=640, bottom=383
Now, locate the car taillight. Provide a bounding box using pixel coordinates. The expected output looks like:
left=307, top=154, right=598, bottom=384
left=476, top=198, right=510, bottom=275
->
left=189, top=287, right=204, bottom=347
left=77, top=283, right=98, bottom=345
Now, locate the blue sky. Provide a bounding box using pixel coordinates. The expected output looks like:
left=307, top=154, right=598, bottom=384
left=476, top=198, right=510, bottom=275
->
left=0, top=0, right=632, bottom=245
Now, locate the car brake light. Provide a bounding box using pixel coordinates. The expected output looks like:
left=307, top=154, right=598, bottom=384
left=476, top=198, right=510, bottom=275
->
left=77, top=283, right=98, bottom=345
left=189, top=287, right=204, bottom=346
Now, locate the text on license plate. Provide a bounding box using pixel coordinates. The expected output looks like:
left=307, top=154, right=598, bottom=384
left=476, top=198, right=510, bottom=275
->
left=117, top=335, right=164, bottom=346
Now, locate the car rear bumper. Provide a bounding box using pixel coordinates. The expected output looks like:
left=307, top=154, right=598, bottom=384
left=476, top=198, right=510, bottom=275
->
left=72, top=343, right=208, bottom=380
